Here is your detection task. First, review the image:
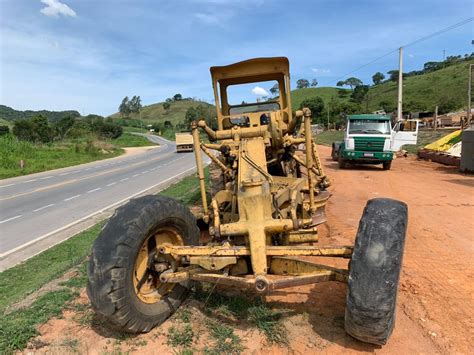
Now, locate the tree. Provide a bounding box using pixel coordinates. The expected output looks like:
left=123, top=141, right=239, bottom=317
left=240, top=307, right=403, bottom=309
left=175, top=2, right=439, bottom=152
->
left=129, top=95, right=142, bottom=114
left=299, top=97, right=325, bottom=124
left=119, top=96, right=131, bottom=117
left=163, top=102, right=171, bottom=111
left=372, top=72, right=385, bottom=85
left=296, top=79, right=310, bottom=89
left=164, top=120, right=173, bottom=129
left=311, top=79, right=318, bottom=87
left=344, top=77, right=363, bottom=90
left=350, top=85, right=369, bottom=104
left=336, top=80, right=345, bottom=87
left=270, top=83, right=279, bottom=96
left=185, top=107, right=198, bottom=128
left=53, top=116, right=75, bottom=140
left=387, top=70, right=405, bottom=82
left=173, top=93, right=182, bottom=101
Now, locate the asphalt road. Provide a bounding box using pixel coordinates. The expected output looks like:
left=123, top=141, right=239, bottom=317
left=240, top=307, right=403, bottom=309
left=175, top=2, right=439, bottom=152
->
left=0, top=134, right=199, bottom=261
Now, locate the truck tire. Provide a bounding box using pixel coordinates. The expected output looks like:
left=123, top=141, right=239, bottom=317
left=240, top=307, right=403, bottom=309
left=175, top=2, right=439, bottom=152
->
left=87, top=195, right=199, bottom=333
left=331, top=144, right=338, bottom=161
left=382, top=161, right=392, bottom=170
left=338, top=152, right=347, bottom=169
left=345, top=198, right=408, bottom=345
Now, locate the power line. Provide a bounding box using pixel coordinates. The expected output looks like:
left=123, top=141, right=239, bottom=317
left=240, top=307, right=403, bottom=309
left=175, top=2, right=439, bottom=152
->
left=322, top=17, right=474, bottom=86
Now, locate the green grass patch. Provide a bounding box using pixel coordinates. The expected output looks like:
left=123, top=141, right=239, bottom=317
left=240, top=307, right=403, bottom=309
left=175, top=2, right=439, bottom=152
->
left=204, top=319, right=244, bottom=355
left=108, top=133, right=157, bottom=148
left=0, top=289, right=77, bottom=353
left=0, top=223, right=103, bottom=314
left=161, top=168, right=209, bottom=206
left=314, top=130, right=344, bottom=146
left=193, top=287, right=287, bottom=345
left=167, top=324, right=194, bottom=347
left=0, top=135, right=123, bottom=179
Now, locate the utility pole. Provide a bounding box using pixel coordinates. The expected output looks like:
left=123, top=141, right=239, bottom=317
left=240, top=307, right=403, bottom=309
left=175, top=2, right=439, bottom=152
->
left=434, top=106, right=438, bottom=131
left=443, top=49, right=446, bottom=61
left=468, top=63, right=473, bottom=129
left=397, top=47, right=403, bottom=121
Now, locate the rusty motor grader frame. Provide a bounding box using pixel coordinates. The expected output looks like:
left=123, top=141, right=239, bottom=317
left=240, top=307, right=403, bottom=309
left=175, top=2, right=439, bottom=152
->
left=88, top=57, right=408, bottom=346
left=161, top=57, right=349, bottom=292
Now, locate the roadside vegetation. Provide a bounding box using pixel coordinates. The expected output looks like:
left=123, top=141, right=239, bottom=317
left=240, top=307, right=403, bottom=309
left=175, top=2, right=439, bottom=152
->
left=0, top=113, right=157, bottom=179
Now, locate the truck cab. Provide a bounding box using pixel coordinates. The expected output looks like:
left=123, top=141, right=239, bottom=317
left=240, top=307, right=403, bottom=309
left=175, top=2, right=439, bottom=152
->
left=331, top=114, right=418, bottom=170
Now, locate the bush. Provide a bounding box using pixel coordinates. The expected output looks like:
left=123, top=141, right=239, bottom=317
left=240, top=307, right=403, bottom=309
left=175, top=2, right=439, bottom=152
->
left=0, top=125, right=9, bottom=135
left=97, top=122, right=123, bottom=139
left=12, top=115, right=53, bottom=143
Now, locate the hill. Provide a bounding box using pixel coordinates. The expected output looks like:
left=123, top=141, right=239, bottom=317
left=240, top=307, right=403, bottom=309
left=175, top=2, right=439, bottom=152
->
left=0, top=105, right=80, bottom=122
left=290, top=59, right=473, bottom=114
left=367, top=60, right=472, bottom=112
left=110, top=99, right=215, bottom=127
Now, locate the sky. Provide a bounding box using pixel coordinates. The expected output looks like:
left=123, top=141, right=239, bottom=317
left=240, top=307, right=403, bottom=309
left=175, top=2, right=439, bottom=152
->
left=0, top=0, right=473, bottom=116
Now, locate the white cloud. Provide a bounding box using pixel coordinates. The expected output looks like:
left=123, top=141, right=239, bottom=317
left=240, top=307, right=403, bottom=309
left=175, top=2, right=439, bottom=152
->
left=408, top=54, right=414, bottom=58
left=194, top=13, right=219, bottom=25
left=251, top=86, right=269, bottom=96
left=40, top=0, right=76, bottom=18
left=311, top=68, right=330, bottom=74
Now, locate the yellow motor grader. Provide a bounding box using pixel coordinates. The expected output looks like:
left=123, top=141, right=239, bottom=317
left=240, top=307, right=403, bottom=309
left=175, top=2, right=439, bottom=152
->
left=87, top=57, right=407, bottom=345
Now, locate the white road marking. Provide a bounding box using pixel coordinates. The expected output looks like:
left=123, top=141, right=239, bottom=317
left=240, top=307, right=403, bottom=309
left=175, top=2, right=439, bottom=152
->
left=142, top=170, right=149, bottom=174
left=33, top=204, right=55, bottom=212
left=39, top=176, right=53, bottom=180
left=0, top=215, right=22, bottom=224
left=150, top=168, right=156, bottom=171
left=64, top=194, right=81, bottom=201
left=106, top=182, right=117, bottom=187
left=132, top=174, right=140, bottom=177
left=23, top=179, right=38, bottom=183
left=87, top=188, right=102, bottom=194
left=120, top=178, right=129, bottom=182
left=0, top=183, right=16, bottom=188
left=84, top=168, right=92, bottom=171
left=59, top=172, right=70, bottom=176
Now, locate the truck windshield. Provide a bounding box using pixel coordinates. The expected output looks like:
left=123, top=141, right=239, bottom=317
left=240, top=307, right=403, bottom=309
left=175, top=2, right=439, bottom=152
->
left=348, top=119, right=391, bottom=134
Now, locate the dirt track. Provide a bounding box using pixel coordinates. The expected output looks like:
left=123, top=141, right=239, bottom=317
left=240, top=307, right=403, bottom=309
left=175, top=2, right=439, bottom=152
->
left=23, top=146, right=474, bottom=354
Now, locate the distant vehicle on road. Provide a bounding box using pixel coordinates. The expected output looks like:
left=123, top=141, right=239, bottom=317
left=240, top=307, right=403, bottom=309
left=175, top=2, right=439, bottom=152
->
left=175, top=132, right=194, bottom=152
left=331, top=114, right=419, bottom=170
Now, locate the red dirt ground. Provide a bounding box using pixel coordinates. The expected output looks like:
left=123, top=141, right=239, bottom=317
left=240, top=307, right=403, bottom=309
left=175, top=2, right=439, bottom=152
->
left=22, top=146, right=474, bottom=354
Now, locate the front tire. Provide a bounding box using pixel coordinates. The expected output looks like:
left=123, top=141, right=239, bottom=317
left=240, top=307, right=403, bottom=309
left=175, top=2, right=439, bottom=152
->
left=382, top=161, right=392, bottom=170
left=338, top=152, right=347, bottom=169
left=345, top=198, right=408, bottom=345
left=87, top=195, right=199, bottom=333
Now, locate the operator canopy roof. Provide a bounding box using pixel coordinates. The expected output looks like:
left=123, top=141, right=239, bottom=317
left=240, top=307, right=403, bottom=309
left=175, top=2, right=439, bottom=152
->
left=210, top=57, right=290, bottom=86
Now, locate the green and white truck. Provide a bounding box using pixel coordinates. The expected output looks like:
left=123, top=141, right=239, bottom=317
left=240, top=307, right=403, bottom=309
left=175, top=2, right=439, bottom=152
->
left=331, top=114, right=419, bottom=170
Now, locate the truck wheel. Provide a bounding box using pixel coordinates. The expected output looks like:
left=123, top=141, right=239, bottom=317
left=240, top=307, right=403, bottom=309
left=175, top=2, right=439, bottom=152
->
left=331, top=144, right=338, bottom=161
left=345, top=198, right=408, bottom=345
left=87, top=195, right=199, bottom=333
left=382, top=161, right=392, bottom=170
left=338, top=152, right=347, bottom=169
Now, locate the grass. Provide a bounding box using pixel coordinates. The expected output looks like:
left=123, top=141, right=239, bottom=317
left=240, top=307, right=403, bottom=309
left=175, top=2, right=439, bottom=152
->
left=167, top=324, right=194, bottom=347
left=314, top=130, right=344, bottom=146
left=0, top=134, right=123, bottom=179
left=108, top=132, right=157, bottom=148
left=367, top=60, right=473, bottom=112
left=291, top=87, right=350, bottom=111
left=204, top=319, right=244, bottom=355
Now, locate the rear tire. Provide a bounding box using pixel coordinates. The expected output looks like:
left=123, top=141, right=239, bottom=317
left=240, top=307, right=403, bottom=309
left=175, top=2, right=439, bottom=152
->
left=382, top=161, right=392, bottom=170
left=345, top=198, right=408, bottom=345
left=87, top=195, right=199, bottom=333
left=338, top=152, right=347, bottom=169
